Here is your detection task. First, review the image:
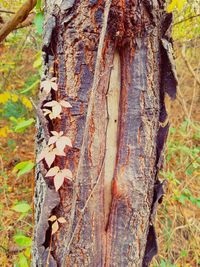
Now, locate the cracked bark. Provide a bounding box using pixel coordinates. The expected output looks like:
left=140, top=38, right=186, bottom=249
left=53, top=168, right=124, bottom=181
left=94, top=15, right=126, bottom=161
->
left=33, top=1, right=177, bottom=266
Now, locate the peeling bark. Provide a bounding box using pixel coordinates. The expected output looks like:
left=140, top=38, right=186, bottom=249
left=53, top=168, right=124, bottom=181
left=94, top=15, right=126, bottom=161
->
left=33, top=1, right=177, bottom=266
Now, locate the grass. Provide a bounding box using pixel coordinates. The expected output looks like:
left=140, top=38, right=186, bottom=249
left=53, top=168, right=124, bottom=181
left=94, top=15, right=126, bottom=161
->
left=152, top=46, right=200, bottom=267
left=0, top=130, right=35, bottom=266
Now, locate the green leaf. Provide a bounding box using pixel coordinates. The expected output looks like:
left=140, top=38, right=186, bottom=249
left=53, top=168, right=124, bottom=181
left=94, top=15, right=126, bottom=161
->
left=33, top=57, right=42, bottom=69
left=185, top=168, right=193, bottom=176
left=19, top=253, right=29, bottom=267
left=3, top=101, right=27, bottom=119
left=160, top=259, right=167, bottom=267
left=169, top=127, right=176, bottom=134
left=177, top=194, right=186, bottom=205
left=20, top=80, right=40, bottom=94
left=14, top=118, right=34, bottom=133
left=12, top=203, right=31, bottom=213
left=13, top=161, right=34, bottom=177
left=34, top=12, right=44, bottom=34
left=180, top=250, right=188, bottom=257
left=7, top=139, right=16, bottom=150
left=14, top=161, right=31, bottom=171
left=14, top=234, right=32, bottom=247
left=36, top=0, right=42, bottom=11
left=196, top=199, right=200, bottom=208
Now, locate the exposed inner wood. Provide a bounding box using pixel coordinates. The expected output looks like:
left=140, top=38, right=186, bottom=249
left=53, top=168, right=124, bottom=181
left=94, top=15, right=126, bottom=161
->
left=104, top=51, right=121, bottom=226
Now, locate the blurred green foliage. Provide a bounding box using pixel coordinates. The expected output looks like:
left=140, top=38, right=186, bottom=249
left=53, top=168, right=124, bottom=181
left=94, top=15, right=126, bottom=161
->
left=168, top=0, right=200, bottom=41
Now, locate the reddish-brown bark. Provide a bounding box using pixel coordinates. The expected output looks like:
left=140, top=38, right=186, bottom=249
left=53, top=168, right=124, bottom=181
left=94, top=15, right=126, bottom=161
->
left=33, top=1, right=177, bottom=266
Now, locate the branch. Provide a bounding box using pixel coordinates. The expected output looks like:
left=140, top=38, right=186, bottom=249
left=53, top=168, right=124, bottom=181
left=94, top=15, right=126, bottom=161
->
left=0, top=0, right=37, bottom=42
left=174, top=14, right=200, bottom=26
left=0, top=13, right=35, bottom=31
left=0, top=9, right=15, bottom=14
left=16, top=13, right=35, bottom=29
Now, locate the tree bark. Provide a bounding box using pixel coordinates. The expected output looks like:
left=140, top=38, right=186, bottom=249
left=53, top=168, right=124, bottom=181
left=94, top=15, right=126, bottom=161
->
left=33, top=1, right=177, bottom=266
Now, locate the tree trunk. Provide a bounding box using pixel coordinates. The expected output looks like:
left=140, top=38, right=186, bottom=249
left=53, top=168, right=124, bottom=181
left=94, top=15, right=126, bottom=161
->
left=33, top=1, right=177, bottom=266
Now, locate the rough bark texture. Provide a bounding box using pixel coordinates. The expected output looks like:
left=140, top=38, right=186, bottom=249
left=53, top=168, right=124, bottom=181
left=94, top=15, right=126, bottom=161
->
left=33, top=1, right=177, bottom=266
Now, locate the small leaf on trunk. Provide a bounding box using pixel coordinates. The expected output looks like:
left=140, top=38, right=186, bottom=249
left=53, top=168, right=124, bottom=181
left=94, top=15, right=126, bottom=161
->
left=54, top=173, right=65, bottom=191
left=57, top=217, right=67, bottom=223
left=48, top=215, right=57, bottom=222
left=60, top=100, right=72, bottom=108
left=52, top=220, right=59, bottom=234
left=46, top=166, right=59, bottom=177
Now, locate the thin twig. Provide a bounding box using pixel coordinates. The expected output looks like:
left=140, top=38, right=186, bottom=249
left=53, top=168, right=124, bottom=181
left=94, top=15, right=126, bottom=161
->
left=0, top=154, right=4, bottom=172
left=0, top=9, right=15, bottom=14
left=188, top=58, right=200, bottom=120
left=0, top=155, right=9, bottom=207
left=16, top=13, right=35, bottom=29
left=174, top=14, right=200, bottom=26
left=46, top=234, right=52, bottom=267
left=0, top=245, right=8, bottom=252
left=61, top=1, right=112, bottom=265
left=176, top=88, right=190, bottom=118
left=181, top=50, right=200, bottom=86
left=30, top=97, right=50, bottom=142
left=2, top=29, right=32, bottom=90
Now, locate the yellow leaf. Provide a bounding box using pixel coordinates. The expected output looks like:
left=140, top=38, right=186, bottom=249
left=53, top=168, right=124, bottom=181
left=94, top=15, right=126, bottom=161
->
left=21, top=96, right=33, bottom=110
left=167, top=0, right=178, bottom=12
left=0, top=92, right=11, bottom=104
left=0, top=126, right=9, bottom=137
left=177, top=0, right=187, bottom=11
left=11, top=94, right=19, bottom=102
left=167, top=0, right=186, bottom=12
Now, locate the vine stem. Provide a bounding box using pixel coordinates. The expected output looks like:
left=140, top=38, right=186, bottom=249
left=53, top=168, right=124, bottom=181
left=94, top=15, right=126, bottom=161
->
left=46, top=233, right=52, bottom=267
left=30, top=97, right=50, bottom=143
left=61, top=1, right=112, bottom=265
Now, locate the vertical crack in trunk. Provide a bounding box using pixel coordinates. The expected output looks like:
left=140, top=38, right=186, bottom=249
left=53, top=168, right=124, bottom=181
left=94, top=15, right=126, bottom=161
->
left=104, top=51, right=121, bottom=227
left=33, top=1, right=177, bottom=265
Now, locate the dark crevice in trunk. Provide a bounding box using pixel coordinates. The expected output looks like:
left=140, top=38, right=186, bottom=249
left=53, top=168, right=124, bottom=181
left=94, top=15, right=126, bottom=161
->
left=42, top=221, right=52, bottom=249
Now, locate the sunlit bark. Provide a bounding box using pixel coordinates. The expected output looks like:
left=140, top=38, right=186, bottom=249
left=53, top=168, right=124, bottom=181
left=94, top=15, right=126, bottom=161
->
left=33, top=1, right=177, bottom=266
